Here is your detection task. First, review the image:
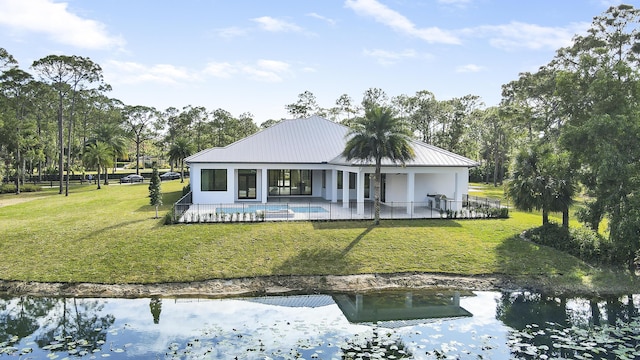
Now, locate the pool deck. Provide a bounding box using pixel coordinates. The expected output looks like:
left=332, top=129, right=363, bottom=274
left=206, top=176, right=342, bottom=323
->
left=177, top=198, right=446, bottom=222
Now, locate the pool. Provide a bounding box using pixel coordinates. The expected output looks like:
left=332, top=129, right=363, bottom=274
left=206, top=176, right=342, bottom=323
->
left=216, top=205, right=328, bottom=214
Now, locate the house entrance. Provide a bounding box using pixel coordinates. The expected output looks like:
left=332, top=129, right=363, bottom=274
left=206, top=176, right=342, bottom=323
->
left=238, top=170, right=256, bottom=199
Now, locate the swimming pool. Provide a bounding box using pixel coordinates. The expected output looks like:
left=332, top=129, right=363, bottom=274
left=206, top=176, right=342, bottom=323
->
left=216, top=205, right=328, bottom=214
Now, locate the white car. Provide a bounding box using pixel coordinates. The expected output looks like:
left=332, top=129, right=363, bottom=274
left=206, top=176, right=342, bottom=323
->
left=120, top=174, right=144, bottom=183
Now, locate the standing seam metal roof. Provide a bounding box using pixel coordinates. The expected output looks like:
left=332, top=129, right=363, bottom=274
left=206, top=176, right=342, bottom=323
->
left=185, top=115, right=478, bottom=167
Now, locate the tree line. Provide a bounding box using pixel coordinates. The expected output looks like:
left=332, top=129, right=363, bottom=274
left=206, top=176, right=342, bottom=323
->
left=0, top=51, right=259, bottom=195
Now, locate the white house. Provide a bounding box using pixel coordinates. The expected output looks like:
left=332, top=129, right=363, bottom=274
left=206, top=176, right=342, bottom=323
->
left=184, top=115, right=478, bottom=215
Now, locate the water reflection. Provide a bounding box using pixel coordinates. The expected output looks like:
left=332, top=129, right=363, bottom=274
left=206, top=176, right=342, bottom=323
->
left=0, top=291, right=638, bottom=359
left=334, top=290, right=472, bottom=327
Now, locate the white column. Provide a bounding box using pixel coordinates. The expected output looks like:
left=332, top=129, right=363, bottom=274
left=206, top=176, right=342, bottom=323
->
left=331, top=169, right=338, bottom=203
left=261, top=168, right=268, bottom=203
left=453, top=172, right=459, bottom=211
left=342, top=170, right=350, bottom=208
left=357, top=171, right=364, bottom=215
left=406, top=171, right=415, bottom=214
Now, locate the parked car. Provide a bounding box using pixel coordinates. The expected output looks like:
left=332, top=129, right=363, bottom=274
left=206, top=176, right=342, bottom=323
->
left=119, top=174, right=144, bottom=183
left=160, top=171, right=181, bottom=180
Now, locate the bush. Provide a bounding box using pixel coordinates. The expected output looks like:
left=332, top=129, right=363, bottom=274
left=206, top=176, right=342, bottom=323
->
left=525, top=223, right=618, bottom=266
left=0, top=184, right=41, bottom=194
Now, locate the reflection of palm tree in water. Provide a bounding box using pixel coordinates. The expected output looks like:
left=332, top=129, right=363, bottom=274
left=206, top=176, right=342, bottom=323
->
left=150, top=297, right=162, bottom=324
left=34, top=298, right=115, bottom=354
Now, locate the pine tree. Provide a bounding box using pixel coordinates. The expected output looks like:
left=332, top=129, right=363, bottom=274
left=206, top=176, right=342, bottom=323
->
left=149, top=164, right=162, bottom=218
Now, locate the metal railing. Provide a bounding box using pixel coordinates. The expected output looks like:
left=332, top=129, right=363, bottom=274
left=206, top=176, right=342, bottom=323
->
left=172, top=195, right=507, bottom=223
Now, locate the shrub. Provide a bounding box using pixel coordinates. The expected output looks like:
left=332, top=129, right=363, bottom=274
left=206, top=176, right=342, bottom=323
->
left=163, top=207, right=176, bottom=225
left=525, top=223, right=617, bottom=266
left=0, top=184, right=41, bottom=194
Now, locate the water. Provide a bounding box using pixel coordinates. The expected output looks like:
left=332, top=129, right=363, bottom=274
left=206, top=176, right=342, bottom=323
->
left=0, top=290, right=638, bottom=359
left=217, top=205, right=328, bottom=214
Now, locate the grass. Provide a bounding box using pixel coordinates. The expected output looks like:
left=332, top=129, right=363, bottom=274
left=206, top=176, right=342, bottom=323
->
left=0, top=180, right=638, bottom=294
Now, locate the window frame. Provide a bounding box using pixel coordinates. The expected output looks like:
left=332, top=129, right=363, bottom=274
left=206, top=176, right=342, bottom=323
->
left=201, top=169, right=227, bottom=192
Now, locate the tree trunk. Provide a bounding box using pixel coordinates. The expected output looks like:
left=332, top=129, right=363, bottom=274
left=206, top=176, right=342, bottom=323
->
left=58, top=95, right=64, bottom=194
left=15, top=144, right=20, bottom=195
left=96, top=163, right=101, bottom=190
left=562, top=208, right=569, bottom=229
left=136, top=134, right=141, bottom=175
left=374, top=159, right=382, bottom=226
left=542, top=208, right=549, bottom=225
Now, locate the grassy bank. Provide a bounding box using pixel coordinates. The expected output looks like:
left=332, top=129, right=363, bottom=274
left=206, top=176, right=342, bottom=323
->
left=0, top=181, right=638, bottom=293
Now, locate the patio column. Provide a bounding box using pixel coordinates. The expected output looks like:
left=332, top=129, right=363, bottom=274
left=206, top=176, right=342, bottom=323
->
left=261, top=167, right=268, bottom=203
left=342, top=170, right=350, bottom=208
left=331, top=169, right=338, bottom=203
left=406, top=171, right=415, bottom=214
left=356, top=171, right=364, bottom=215
left=453, top=171, right=460, bottom=211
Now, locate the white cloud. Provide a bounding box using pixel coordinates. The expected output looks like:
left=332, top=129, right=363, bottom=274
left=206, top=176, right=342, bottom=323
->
left=344, top=0, right=461, bottom=44
left=0, top=0, right=124, bottom=50
left=105, top=61, right=196, bottom=85
left=215, top=26, right=250, bottom=39
left=462, top=21, right=589, bottom=51
left=109, top=59, right=293, bottom=85
left=438, top=0, right=472, bottom=7
left=203, top=62, right=238, bottom=78
left=363, top=48, right=423, bottom=65
left=205, top=59, right=291, bottom=82
left=252, top=16, right=303, bottom=32
left=456, top=64, right=484, bottom=73
left=307, top=12, right=337, bottom=26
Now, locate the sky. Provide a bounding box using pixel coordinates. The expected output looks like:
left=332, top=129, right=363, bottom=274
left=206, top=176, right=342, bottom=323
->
left=0, top=0, right=634, bottom=124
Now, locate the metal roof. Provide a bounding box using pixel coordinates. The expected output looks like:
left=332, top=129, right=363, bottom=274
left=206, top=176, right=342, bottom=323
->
left=185, top=115, right=478, bottom=167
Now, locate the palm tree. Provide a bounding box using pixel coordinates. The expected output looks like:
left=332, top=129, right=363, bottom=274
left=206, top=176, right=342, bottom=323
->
left=90, top=123, right=128, bottom=185
left=83, top=141, right=114, bottom=190
left=507, top=144, right=576, bottom=228
left=342, top=106, right=415, bottom=225
left=168, top=138, right=195, bottom=183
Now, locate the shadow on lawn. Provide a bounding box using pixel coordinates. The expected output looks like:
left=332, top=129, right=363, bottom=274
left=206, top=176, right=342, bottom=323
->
left=79, top=218, right=150, bottom=241
left=273, top=225, right=377, bottom=275
left=311, top=219, right=463, bottom=230
left=273, top=247, right=363, bottom=275
left=494, top=234, right=590, bottom=281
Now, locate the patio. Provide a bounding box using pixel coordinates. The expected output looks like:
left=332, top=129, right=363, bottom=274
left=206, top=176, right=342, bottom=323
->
left=172, top=193, right=505, bottom=223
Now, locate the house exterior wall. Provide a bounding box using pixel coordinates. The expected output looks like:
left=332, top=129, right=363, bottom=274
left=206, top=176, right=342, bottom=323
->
left=385, top=174, right=407, bottom=203
left=190, top=163, right=236, bottom=204
left=380, top=167, right=470, bottom=205
left=189, top=162, right=470, bottom=208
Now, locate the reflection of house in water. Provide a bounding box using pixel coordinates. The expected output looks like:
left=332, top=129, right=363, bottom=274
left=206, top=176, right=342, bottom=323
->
left=333, top=290, right=473, bottom=328
left=241, top=294, right=336, bottom=308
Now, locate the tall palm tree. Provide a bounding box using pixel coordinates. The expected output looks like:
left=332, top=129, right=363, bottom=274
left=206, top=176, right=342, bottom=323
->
left=342, top=106, right=415, bottom=225
left=90, top=123, right=128, bottom=185
left=83, top=141, right=113, bottom=190
left=168, top=138, right=195, bottom=183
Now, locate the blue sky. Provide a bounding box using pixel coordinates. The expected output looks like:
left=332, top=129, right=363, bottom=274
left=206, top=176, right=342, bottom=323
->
left=0, top=0, right=633, bottom=123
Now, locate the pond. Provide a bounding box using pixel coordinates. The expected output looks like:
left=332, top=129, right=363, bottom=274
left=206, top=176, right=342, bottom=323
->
left=0, top=290, right=639, bottom=359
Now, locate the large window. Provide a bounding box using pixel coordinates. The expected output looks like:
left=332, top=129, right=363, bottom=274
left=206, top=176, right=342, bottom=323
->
left=201, top=169, right=227, bottom=191
left=337, top=171, right=357, bottom=190
left=268, top=169, right=312, bottom=196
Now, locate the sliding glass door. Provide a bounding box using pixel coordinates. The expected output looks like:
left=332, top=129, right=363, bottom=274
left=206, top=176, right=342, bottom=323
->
left=238, top=170, right=256, bottom=199
left=268, top=169, right=312, bottom=196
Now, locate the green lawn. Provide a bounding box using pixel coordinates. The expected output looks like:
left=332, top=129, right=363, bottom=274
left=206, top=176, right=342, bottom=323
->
left=0, top=180, right=637, bottom=293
